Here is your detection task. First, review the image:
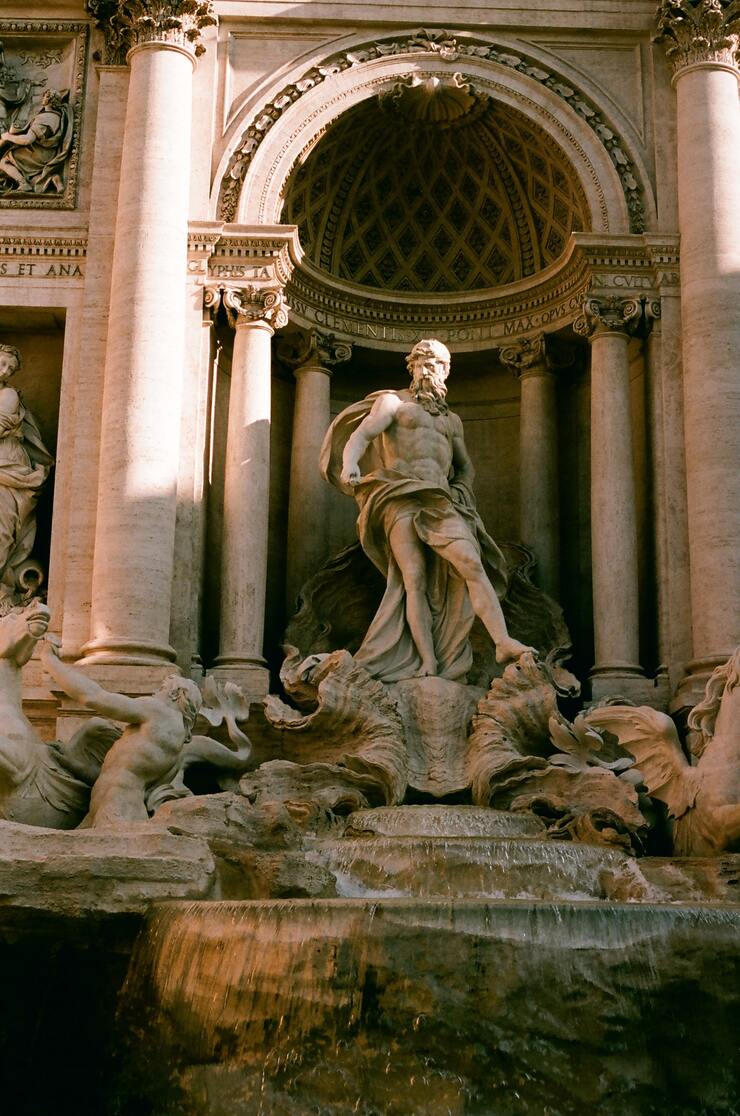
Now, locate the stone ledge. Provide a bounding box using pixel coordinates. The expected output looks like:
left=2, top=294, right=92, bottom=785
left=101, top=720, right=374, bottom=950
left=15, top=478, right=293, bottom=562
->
left=0, top=820, right=216, bottom=928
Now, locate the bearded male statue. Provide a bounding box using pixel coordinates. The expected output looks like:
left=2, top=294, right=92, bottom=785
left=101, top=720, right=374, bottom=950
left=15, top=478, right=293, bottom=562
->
left=320, top=338, right=533, bottom=683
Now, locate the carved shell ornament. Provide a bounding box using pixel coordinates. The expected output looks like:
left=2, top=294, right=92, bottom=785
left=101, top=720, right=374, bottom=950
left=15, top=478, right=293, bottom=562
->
left=379, top=73, right=488, bottom=125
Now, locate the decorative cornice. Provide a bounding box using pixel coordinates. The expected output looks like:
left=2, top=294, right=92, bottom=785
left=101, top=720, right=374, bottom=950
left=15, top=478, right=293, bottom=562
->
left=207, top=285, right=289, bottom=330
left=219, top=29, right=647, bottom=233
left=655, top=0, right=740, bottom=75
left=276, top=327, right=352, bottom=372
left=573, top=295, right=645, bottom=340
left=86, top=0, right=216, bottom=65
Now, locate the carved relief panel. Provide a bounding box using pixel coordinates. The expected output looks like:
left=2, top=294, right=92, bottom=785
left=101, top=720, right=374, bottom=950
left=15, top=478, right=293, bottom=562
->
left=0, top=21, right=88, bottom=209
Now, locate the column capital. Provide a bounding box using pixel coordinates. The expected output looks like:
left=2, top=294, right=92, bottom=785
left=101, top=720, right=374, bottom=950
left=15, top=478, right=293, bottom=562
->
left=654, top=0, right=740, bottom=77
left=499, top=333, right=552, bottom=379
left=206, top=284, right=289, bottom=331
left=276, top=327, right=352, bottom=376
left=86, top=1, right=216, bottom=65
left=500, top=333, right=575, bottom=378
left=574, top=296, right=648, bottom=341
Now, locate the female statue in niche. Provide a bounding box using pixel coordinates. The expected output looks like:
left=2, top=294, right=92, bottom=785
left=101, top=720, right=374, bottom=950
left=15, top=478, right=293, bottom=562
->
left=0, top=344, right=53, bottom=606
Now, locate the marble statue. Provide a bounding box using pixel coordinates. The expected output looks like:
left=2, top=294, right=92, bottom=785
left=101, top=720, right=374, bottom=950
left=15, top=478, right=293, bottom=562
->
left=40, top=641, right=252, bottom=829
left=0, top=601, right=121, bottom=828
left=0, top=345, right=53, bottom=609
left=320, top=338, right=533, bottom=683
left=584, top=647, right=740, bottom=856
left=0, top=88, right=74, bottom=195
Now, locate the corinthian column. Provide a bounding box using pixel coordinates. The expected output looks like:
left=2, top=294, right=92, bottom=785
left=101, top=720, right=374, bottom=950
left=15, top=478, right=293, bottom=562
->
left=500, top=334, right=560, bottom=598
left=575, top=297, right=646, bottom=697
left=81, top=1, right=215, bottom=677
left=279, top=330, right=352, bottom=611
left=212, top=285, right=288, bottom=699
left=656, top=0, right=740, bottom=699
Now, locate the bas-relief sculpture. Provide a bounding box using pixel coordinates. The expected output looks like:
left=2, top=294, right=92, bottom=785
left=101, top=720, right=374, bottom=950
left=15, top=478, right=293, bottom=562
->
left=0, top=87, right=74, bottom=195
left=0, top=29, right=82, bottom=204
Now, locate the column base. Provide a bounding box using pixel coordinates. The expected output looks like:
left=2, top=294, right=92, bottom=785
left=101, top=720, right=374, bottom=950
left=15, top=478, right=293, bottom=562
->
left=79, top=635, right=178, bottom=668
left=670, top=654, right=733, bottom=717
left=63, top=661, right=184, bottom=703
left=210, top=658, right=270, bottom=701
left=589, top=664, right=669, bottom=709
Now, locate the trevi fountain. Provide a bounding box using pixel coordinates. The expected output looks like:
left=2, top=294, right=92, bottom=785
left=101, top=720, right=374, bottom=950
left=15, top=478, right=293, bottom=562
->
left=0, top=3, right=738, bottom=1115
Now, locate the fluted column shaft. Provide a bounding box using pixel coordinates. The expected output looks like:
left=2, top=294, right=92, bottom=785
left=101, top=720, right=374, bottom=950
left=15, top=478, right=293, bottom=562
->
left=500, top=335, right=560, bottom=598
left=212, top=286, right=287, bottom=698
left=83, top=39, right=196, bottom=669
left=576, top=298, right=645, bottom=684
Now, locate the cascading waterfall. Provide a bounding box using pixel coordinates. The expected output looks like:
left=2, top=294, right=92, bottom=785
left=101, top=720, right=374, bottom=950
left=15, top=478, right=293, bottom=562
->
left=114, top=810, right=740, bottom=1115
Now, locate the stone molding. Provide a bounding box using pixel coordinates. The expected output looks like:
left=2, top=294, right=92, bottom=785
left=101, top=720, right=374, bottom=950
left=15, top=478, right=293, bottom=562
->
left=0, top=20, right=88, bottom=211
left=188, top=223, right=302, bottom=289
left=573, top=295, right=656, bottom=340
left=655, top=0, right=740, bottom=75
left=276, top=327, right=352, bottom=373
left=218, top=28, right=647, bottom=234
left=86, top=0, right=216, bottom=65
left=206, top=284, right=289, bottom=331
left=283, top=235, right=677, bottom=352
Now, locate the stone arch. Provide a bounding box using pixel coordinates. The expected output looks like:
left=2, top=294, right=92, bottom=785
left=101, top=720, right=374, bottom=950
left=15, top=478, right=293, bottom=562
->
left=214, top=30, right=656, bottom=237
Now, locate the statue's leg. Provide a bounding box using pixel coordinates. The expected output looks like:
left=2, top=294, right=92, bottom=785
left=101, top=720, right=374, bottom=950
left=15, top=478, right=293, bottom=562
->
left=441, top=538, right=535, bottom=664
left=0, top=156, right=27, bottom=190
left=388, top=516, right=437, bottom=676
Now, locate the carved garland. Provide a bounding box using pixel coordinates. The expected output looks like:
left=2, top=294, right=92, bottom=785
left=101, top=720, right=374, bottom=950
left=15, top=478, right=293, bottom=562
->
left=218, top=29, right=646, bottom=234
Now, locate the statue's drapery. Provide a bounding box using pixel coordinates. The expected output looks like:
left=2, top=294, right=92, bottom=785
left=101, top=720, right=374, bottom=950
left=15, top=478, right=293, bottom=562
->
left=320, top=391, right=508, bottom=682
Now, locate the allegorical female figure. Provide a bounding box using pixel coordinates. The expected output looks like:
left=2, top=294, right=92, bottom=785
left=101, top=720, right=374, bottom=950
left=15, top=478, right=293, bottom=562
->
left=0, top=345, right=53, bottom=603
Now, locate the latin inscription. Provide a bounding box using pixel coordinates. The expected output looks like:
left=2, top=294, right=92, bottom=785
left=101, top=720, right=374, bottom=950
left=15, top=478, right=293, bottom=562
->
left=0, top=259, right=83, bottom=278
left=288, top=289, right=588, bottom=343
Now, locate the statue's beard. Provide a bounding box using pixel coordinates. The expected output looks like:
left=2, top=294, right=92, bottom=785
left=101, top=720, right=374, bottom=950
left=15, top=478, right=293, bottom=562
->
left=410, top=371, right=448, bottom=414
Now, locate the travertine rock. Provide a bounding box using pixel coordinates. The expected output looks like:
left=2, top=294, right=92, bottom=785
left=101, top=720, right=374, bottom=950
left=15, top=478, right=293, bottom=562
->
left=0, top=819, right=214, bottom=919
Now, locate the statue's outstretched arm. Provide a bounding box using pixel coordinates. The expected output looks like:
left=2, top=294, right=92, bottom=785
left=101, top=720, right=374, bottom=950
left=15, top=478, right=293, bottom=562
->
left=341, top=393, right=399, bottom=484
left=40, top=640, right=145, bottom=725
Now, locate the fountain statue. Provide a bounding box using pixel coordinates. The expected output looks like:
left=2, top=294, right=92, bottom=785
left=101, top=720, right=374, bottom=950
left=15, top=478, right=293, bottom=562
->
left=0, top=341, right=738, bottom=1115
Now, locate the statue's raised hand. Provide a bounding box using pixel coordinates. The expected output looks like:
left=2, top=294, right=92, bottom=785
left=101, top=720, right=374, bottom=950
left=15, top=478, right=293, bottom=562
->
left=341, top=462, right=362, bottom=487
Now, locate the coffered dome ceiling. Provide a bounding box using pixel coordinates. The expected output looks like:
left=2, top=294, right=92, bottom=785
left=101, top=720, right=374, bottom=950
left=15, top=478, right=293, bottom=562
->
left=281, top=91, right=589, bottom=294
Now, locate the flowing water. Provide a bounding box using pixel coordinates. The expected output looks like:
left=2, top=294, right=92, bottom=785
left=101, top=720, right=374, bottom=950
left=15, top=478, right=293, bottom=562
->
left=108, top=804, right=740, bottom=1114
left=118, top=897, right=740, bottom=1115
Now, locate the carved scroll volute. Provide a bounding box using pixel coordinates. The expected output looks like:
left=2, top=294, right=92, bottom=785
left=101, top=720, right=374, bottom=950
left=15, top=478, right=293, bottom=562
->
left=276, top=327, right=352, bottom=374
left=205, top=285, right=289, bottom=331
left=573, top=296, right=646, bottom=341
